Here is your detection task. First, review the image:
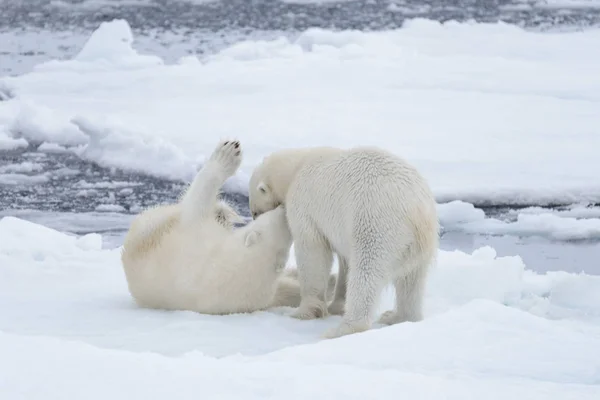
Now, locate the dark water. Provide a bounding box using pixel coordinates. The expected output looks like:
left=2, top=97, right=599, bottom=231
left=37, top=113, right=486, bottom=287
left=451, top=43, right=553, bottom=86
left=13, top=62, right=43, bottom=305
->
left=0, top=144, right=247, bottom=215
left=2, top=0, right=600, bottom=32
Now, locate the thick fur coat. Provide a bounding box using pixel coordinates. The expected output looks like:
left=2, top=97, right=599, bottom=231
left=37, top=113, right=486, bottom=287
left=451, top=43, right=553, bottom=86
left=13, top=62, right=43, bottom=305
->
left=121, top=140, right=335, bottom=315
left=249, top=146, right=439, bottom=338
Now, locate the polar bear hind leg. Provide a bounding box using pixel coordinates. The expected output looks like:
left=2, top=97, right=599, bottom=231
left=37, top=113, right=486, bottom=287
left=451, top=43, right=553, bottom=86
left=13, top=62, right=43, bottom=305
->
left=322, top=248, right=392, bottom=339
left=180, top=140, right=241, bottom=225
left=378, top=261, right=429, bottom=325
left=322, top=220, right=419, bottom=340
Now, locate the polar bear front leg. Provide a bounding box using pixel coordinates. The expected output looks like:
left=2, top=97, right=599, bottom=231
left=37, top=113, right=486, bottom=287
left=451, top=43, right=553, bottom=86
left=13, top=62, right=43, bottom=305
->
left=180, top=139, right=242, bottom=223
left=290, top=234, right=334, bottom=320
left=327, top=255, right=347, bottom=316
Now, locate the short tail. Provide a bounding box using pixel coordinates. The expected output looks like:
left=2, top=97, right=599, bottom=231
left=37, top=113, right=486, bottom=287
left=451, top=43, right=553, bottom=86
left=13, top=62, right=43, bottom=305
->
left=270, top=269, right=337, bottom=308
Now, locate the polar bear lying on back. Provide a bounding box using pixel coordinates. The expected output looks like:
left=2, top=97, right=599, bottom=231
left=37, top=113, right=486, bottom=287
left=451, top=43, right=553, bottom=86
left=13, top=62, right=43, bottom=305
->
left=121, top=139, right=328, bottom=315
left=248, top=146, right=440, bottom=339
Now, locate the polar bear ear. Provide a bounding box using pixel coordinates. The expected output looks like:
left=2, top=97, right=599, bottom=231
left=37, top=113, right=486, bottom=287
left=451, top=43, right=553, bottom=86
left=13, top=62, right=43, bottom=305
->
left=257, top=181, right=270, bottom=195
left=244, top=231, right=261, bottom=247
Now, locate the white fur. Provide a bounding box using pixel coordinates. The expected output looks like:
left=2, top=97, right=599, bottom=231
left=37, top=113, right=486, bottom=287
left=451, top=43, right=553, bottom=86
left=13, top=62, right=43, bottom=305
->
left=249, top=146, right=440, bottom=338
left=121, top=139, right=307, bottom=315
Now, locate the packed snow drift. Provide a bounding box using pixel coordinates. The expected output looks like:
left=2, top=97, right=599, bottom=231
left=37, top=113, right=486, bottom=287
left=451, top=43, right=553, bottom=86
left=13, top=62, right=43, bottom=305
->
left=0, top=216, right=599, bottom=398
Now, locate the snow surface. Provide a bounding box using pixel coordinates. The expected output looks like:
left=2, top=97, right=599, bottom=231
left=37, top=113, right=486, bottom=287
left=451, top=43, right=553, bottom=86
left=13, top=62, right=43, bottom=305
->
left=2, top=19, right=600, bottom=395
left=0, top=215, right=599, bottom=398
left=0, top=173, right=49, bottom=185
left=536, top=0, right=600, bottom=9
left=439, top=201, right=600, bottom=241
left=0, top=136, right=27, bottom=151
left=2, top=19, right=600, bottom=206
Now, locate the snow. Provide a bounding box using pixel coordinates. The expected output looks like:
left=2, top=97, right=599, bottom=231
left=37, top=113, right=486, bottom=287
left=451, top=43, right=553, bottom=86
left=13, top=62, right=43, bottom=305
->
left=70, top=116, right=196, bottom=183
left=0, top=81, right=14, bottom=100
left=471, top=213, right=600, bottom=241
left=0, top=135, right=28, bottom=151
left=1, top=18, right=600, bottom=395
left=0, top=173, right=49, bottom=185
left=535, top=0, right=600, bottom=9
left=511, top=205, right=600, bottom=219
left=10, top=102, right=88, bottom=146
left=2, top=333, right=595, bottom=400
left=439, top=201, right=600, bottom=241
left=0, top=215, right=599, bottom=398
left=36, top=142, right=70, bottom=153
left=72, top=18, right=163, bottom=69
left=0, top=161, right=44, bottom=174
left=1, top=19, right=599, bottom=206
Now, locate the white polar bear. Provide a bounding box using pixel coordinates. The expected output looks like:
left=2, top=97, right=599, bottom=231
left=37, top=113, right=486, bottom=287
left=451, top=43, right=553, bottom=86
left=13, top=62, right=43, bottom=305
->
left=121, top=139, right=316, bottom=315
left=248, top=146, right=440, bottom=339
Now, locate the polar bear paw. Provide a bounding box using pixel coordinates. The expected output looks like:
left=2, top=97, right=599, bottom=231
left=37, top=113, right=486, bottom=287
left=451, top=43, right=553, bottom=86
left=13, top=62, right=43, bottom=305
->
left=290, top=300, right=328, bottom=320
left=378, top=310, right=422, bottom=325
left=322, top=320, right=370, bottom=340
left=377, top=310, right=403, bottom=326
left=327, top=300, right=345, bottom=316
left=210, top=139, right=242, bottom=178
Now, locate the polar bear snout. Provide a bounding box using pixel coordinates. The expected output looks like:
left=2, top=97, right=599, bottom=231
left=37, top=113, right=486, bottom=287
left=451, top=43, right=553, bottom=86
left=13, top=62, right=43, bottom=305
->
left=251, top=201, right=281, bottom=220
left=251, top=206, right=291, bottom=245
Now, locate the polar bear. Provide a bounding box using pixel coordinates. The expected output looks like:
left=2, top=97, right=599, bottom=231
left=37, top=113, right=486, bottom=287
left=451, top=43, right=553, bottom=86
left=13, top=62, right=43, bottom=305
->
left=248, top=146, right=439, bottom=339
left=121, top=139, right=327, bottom=315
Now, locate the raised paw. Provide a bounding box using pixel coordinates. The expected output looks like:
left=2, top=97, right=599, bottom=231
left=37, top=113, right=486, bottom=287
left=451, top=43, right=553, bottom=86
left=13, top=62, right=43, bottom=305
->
left=209, top=139, right=242, bottom=178
left=322, top=320, right=369, bottom=339
left=290, top=302, right=328, bottom=320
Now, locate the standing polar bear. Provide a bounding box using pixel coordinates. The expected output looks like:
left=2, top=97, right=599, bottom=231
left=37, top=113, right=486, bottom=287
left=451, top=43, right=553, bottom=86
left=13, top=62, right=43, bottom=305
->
left=249, top=146, right=439, bottom=339
left=121, top=139, right=313, bottom=315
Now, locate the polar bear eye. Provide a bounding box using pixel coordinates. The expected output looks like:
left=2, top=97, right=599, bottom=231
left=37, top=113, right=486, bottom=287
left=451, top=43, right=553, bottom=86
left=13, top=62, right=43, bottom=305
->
left=257, top=182, right=269, bottom=195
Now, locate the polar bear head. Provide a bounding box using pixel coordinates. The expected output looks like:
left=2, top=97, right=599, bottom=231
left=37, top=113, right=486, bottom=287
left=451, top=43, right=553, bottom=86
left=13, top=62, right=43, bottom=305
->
left=243, top=205, right=291, bottom=251
left=248, top=160, right=282, bottom=220
left=249, top=147, right=339, bottom=219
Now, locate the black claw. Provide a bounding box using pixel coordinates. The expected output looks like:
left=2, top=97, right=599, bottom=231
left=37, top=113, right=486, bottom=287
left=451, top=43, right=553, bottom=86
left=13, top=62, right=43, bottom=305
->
left=224, top=141, right=229, bottom=145
left=235, top=151, right=241, bottom=156
left=234, top=142, right=239, bottom=149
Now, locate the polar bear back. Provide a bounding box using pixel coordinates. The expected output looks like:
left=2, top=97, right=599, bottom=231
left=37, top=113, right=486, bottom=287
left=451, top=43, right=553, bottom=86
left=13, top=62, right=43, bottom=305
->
left=284, top=146, right=438, bottom=264
left=123, top=215, right=233, bottom=309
